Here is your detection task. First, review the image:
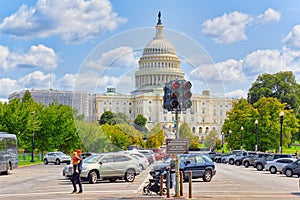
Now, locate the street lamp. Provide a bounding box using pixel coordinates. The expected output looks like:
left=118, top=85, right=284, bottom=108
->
left=228, top=130, right=232, bottom=151
left=221, top=132, right=224, bottom=153
left=279, top=111, right=284, bottom=154
left=255, top=119, right=258, bottom=152
left=30, top=111, right=35, bottom=162
left=240, top=126, right=244, bottom=150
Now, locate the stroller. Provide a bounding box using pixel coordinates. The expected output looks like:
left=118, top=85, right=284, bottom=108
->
left=142, top=167, right=169, bottom=195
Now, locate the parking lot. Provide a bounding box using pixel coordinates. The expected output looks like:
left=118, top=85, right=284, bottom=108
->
left=1, top=161, right=300, bottom=199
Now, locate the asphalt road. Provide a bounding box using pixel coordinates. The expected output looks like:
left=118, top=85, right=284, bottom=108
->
left=0, top=162, right=300, bottom=200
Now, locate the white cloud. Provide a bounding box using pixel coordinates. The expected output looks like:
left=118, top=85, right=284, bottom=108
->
left=0, top=78, right=18, bottom=97
left=225, top=89, right=247, bottom=99
left=284, top=25, right=300, bottom=49
left=57, top=73, right=77, bottom=90
left=18, top=71, right=52, bottom=89
left=86, top=46, right=138, bottom=70
left=202, top=11, right=251, bottom=43
left=0, top=44, right=58, bottom=71
left=190, top=59, right=245, bottom=83
left=256, top=8, right=281, bottom=24
left=202, top=8, right=281, bottom=44
left=0, top=0, right=127, bottom=43
left=243, top=49, right=285, bottom=76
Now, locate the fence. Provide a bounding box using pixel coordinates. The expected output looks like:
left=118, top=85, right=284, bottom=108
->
left=18, top=153, right=43, bottom=162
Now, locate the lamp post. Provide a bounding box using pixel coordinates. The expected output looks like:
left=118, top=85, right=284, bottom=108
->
left=30, top=111, right=35, bottom=162
left=240, top=126, right=244, bottom=150
left=279, top=111, right=284, bottom=154
left=228, top=130, right=232, bottom=151
left=221, top=132, right=224, bottom=153
left=255, top=120, right=258, bottom=152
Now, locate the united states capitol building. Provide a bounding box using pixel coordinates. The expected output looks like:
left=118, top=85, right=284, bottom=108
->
left=9, top=13, right=234, bottom=140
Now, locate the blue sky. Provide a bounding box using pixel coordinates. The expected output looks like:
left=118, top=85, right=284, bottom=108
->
left=1, top=0, right=300, bottom=102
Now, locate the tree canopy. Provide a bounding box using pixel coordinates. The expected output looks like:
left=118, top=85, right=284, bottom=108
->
left=247, top=71, right=300, bottom=113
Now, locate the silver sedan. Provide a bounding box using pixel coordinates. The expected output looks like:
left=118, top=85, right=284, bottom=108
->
left=265, top=158, right=297, bottom=174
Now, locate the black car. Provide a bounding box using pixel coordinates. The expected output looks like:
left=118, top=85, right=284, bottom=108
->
left=151, top=153, right=216, bottom=182
left=254, top=154, right=292, bottom=171
left=282, top=159, right=300, bottom=177
left=180, top=154, right=216, bottom=182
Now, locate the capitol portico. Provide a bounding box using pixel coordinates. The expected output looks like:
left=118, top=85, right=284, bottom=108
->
left=95, top=13, right=234, bottom=140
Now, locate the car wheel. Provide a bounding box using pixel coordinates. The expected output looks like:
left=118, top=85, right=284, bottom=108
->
left=88, top=171, right=98, bottom=184
left=285, top=169, right=293, bottom=177
left=256, top=163, right=263, bottom=171
left=43, top=159, right=48, bottom=165
left=244, top=161, right=249, bottom=168
left=235, top=160, right=241, bottom=166
left=55, top=159, right=60, bottom=165
left=229, top=159, right=234, bottom=165
left=125, top=169, right=135, bottom=182
left=4, top=162, right=11, bottom=175
left=270, top=166, right=277, bottom=174
left=203, top=170, right=212, bottom=182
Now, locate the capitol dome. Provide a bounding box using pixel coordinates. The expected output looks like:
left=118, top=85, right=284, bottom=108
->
left=134, top=12, right=185, bottom=93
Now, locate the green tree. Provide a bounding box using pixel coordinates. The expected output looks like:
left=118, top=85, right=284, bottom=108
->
left=223, top=97, right=299, bottom=152
left=114, top=112, right=129, bottom=124
left=134, top=114, right=148, bottom=132
left=145, top=123, right=164, bottom=148
left=100, top=124, right=131, bottom=151
left=179, top=122, right=199, bottom=148
left=99, top=111, right=116, bottom=125
left=248, top=71, right=300, bottom=113
left=75, top=120, right=110, bottom=153
left=204, top=129, right=218, bottom=150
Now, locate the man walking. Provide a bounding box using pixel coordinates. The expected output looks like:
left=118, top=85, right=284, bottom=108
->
left=71, top=149, right=83, bottom=194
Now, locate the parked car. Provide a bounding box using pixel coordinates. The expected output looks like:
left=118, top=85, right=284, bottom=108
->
left=243, top=153, right=269, bottom=168
left=43, top=152, right=71, bottom=165
left=282, top=159, right=300, bottom=177
left=254, top=154, right=292, bottom=171
left=265, top=158, right=297, bottom=174
left=180, top=153, right=216, bottom=182
left=122, top=150, right=149, bottom=170
left=138, top=150, right=155, bottom=164
left=234, top=151, right=257, bottom=166
left=224, top=150, right=245, bottom=165
left=80, top=152, right=141, bottom=184
left=151, top=153, right=216, bottom=182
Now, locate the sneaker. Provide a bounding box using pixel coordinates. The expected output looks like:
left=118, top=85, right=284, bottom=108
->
left=71, top=191, right=77, bottom=194
left=76, top=191, right=83, bottom=194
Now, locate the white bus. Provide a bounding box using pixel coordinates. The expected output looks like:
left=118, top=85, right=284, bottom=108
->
left=0, top=132, right=18, bottom=174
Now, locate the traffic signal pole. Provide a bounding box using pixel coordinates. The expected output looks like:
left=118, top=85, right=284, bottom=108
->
left=174, top=107, right=180, bottom=197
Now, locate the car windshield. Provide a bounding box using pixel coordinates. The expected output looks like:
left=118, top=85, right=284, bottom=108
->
left=83, top=154, right=103, bottom=163
left=56, top=152, right=65, bottom=156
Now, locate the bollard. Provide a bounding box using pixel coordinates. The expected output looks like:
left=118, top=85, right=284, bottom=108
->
left=167, top=170, right=170, bottom=198
left=189, top=171, right=192, bottom=198
left=160, top=174, right=164, bottom=196
left=180, top=171, right=183, bottom=196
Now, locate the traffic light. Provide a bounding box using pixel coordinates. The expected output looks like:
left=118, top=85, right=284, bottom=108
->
left=182, top=80, right=192, bottom=109
left=170, top=80, right=180, bottom=109
left=163, top=79, right=192, bottom=111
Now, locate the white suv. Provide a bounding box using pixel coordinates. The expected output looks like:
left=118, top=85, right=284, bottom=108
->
left=43, top=152, right=71, bottom=165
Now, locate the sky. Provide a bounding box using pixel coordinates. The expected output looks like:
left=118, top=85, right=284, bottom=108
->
left=1, top=0, right=300, bottom=102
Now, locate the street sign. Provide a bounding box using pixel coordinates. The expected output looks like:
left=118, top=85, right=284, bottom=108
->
left=166, top=138, right=189, bottom=154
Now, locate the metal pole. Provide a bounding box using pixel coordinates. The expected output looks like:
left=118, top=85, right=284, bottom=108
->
left=280, top=113, right=284, bottom=154
left=30, top=112, right=35, bottom=162
left=221, top=132, right=224, bottom=153
left=175, top=107, right=180, bottom=197
left=255, top=122, right=258, bottom=152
